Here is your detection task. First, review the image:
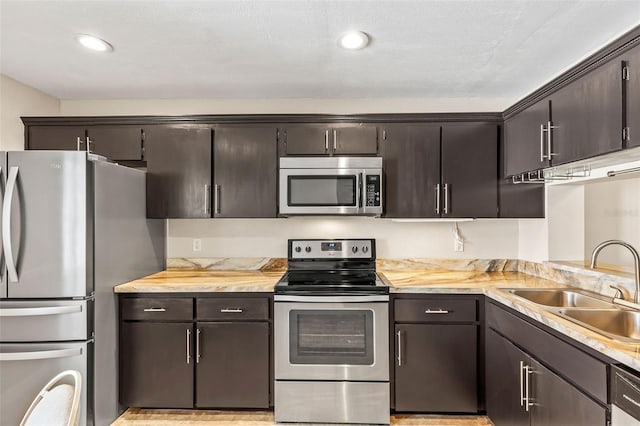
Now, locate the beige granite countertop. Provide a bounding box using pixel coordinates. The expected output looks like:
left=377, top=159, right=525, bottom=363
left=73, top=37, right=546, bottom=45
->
left=114, top=270, right=284, bottom=293
left=114, top=265, right=640, bottom=371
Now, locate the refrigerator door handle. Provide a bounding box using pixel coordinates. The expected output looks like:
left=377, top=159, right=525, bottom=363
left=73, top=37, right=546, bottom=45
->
left=0, top=347, right=82, bottom=362
left=0, top=305, right=83, bottom=317
left=0, top=165, right=4, bottom=272
left=2, top=166, right=18, bottom=283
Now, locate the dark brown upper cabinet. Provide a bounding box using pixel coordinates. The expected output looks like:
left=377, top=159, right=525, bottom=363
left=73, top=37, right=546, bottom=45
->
left=27, top=125, right=86, bottom=151
left=550, top=58, right=624, bottom=166
left=504, top=58, right=626, bottom=176
left=382, top=122, right=498, bottom=218
left=279, top=124, right=378, bottom=156
left=503, top=99, right=551, bottom=177
left=145, top=124, right=213, bottom=218
left=27, top=125, right=144, bottom=161
left=626, top=44, right=640, bottom=148
left=213, top=126, right=278, bottom=218
left=381, top=124, right=441, bottom=218
left=441, top=122, right=498, bottom=218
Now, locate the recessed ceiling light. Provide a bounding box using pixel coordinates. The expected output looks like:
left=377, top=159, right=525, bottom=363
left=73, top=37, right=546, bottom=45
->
left=338, top=31, right=369, bottom=50
left=74, top=34, right=113, bottom=52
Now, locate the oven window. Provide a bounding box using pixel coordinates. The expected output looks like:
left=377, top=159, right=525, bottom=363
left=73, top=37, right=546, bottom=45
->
left=287, top=176, right=356, bottom=206
left=289, top=310, right=374, bottom=365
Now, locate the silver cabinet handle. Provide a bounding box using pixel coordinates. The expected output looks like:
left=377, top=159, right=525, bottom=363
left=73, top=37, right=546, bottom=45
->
left=0, top=305, right=82, bottom=317
left=623, top=394, right=640, bottom=408
left=2, top=166, right=19, bottom=283
left=76, top=137, right=83, bottom=151
left=0, top=347, right=82, bottom=362
left=186, top=329, right=191, bottom=364
left=443, top=183, right=449, bottom=215
left=519, top=361, right=525, bottom=407
left=86, top=137, right=94, bottom=154
left=540, top=124, right=547, bottom=162
left=424, top=309, right=449, bottom=314
left=142, top=308, right=166, bottom=312
left=333, top=129, right=337, bottom=151
left=220, top=308, right=243, bottom=313
left=204, top=184, right=211, bottom=215
left=324, top=130, right=329, bottom=152
left=196, top=328, right=201, bottom=364
left=397, top=330, right=403, bottom=366
left=546, top=120, right=558, bottom=160
left=213, top=184, right=221, bottom=215
left=524, top=364, right=533, bottom=411
left=435, top=184, right=441, bottom=214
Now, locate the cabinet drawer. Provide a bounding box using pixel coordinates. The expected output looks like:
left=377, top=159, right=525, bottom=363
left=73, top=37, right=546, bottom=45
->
left=120, top=298, right=193, bottom=321
left=394, top=298, right=476, bottom=322
left=197, top=298, right=269, bottom=321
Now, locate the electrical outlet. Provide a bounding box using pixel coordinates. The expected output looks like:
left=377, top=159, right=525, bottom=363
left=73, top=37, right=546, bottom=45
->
left=454, top=238, right=464, bottom=252
left=192, top=238, right=202, bottom=252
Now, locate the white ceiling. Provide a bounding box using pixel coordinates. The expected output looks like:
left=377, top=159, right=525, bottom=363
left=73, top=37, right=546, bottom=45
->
left=1, top=1, right=639, bottom=102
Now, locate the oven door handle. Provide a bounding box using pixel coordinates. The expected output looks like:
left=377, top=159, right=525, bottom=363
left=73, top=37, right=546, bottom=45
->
left=274, top=295, right=389, bottom=303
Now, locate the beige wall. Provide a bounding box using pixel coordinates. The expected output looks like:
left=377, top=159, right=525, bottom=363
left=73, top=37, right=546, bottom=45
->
left=60, top=97, right=510, bottom=115
left=0, top=74, right=60, bottom=150
left=168, top=218, right=520, bottom=259
left=584, top=177, right=640, bottom=272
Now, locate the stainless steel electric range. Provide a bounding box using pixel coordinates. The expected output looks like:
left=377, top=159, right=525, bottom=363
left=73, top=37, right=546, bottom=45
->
left=274, top=238, right=390, bottom=425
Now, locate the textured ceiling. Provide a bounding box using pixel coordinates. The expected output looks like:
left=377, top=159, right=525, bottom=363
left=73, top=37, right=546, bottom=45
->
left=1, top=1, right=639, bottom=101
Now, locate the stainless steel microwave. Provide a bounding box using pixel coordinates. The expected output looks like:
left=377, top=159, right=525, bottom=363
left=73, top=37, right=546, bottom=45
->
left=279, top=157, right=383, bottom=216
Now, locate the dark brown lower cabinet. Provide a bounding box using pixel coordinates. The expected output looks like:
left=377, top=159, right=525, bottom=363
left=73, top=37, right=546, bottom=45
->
left=120, top=322, right=194, bottom=408
left=195, top=322, right=270, bottom=408
left=395, top=324, right=477, bottom=412
left=487, top=329, right=606, bottom=426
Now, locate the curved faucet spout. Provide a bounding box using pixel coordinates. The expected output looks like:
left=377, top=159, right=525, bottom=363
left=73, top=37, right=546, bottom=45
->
left=590, top=240, right=640, bottom=304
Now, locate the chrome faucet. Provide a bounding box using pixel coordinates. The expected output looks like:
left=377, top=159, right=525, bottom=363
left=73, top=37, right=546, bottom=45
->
left=590, top=240, right=640, bottom=304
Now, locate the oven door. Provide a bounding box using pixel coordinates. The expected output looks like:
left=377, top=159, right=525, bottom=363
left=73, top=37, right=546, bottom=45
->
left=274, top=295, right=389, bottom=381
left=279, top=168, right=363, bottom=215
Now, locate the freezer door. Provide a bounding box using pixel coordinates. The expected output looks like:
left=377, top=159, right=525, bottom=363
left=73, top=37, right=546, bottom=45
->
left=0, top=341, right=90, bottom=426
left=3, top=151, right=91, bottom=298
left=0, top=299, right=89, bottom=342
left=0, top=152, right=6, bottom=298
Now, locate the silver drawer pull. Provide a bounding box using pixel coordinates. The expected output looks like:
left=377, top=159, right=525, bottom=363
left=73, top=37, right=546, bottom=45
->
left=623, top=394, right=640, bottom=408
left=143, top=308, right=166, bottom=312
left=425, top=309, right=449, bottom=314
left=0, top=347, right=82, bottom=362
left=0, top=305, right=82, bottom=317
left=220, top=308, right=243, bottom=313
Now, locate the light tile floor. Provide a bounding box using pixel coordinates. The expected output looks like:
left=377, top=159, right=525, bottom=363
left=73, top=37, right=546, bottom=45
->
left=112, top=408, right=494, bottom=425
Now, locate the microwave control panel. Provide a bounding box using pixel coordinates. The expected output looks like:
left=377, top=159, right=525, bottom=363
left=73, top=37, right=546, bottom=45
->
left=365, top=175, right=381, bottom=207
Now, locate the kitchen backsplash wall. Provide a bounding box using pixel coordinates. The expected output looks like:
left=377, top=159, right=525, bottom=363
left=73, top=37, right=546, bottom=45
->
left=167, top=218, right=520, bottom=259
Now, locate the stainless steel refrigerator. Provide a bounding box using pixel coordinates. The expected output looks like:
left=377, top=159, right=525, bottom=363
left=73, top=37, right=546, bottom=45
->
left=0, top=151, right=165, bottom=426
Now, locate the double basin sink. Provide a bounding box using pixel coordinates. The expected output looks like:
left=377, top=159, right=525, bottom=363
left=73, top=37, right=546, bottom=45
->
left=501, top=288, right=640, bottom=343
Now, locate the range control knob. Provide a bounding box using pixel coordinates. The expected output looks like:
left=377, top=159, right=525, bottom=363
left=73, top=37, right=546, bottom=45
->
left=362, top=246, right=369, bottom=254
left=305, top=246, right=312, bottom=253
left=351, top=246, right=358, bottom=253
left=294, top=246, right=302, bottom=253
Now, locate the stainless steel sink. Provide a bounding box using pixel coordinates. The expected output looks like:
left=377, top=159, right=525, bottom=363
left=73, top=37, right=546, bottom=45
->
left=556, top=309, right=640, bottom=343
left=504, top=289, right=616, bottom=309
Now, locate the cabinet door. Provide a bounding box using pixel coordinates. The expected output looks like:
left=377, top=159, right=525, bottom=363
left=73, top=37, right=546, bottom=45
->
left=395, top=324, right=477, bottom=412
left=195, top=322, right=269, bottom=408
left=281, top=125, right=330, bottom=155
left=87, top=125, right=142, bottom=160
left=213, top=126, right=277, bottom=217
left=381, top=124, right=440, bottom=218
left=441, top=123, right=498, bottom=218
left=627, top=44, right=640, bottom=148
left=120, top=322, right=194, bottom=408
left=504, top=100, right=550, bottom=176
left=27, top=125, right=86, bottom=151
left=498, top=179, right=545, bottom=218
left=529, top=358, right=607, bottom=426
left=333, top=125, right=378, bottom=155
left=486, top=329, right=529, bottom=426
left=145, top=125, right=212, bottom=218
left=551, top=59, right=624, bottom=165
